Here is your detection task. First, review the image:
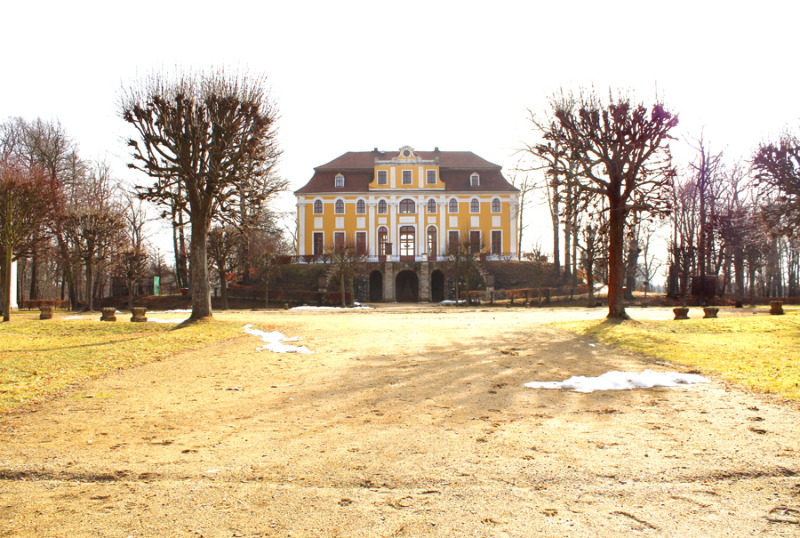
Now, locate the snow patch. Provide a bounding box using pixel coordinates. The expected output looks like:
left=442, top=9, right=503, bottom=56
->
left=243, top=324, right=313, bottom=354
left=524, top=370, right=710, bottom=393
left=290, top=303, right=371, bottom=311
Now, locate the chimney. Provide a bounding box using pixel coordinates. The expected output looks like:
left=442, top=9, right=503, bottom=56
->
left=434, top=146, right=439, bottom=152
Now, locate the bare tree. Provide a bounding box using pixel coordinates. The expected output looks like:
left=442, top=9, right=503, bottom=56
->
left=0, top=159, right=57, bottom=320
left=752, top=131, right=800, bottom=231
left=444, top=233, right=486, bottom=306
left=544, top=90, right=678, bottom=318
left=121, top=69, right=282, bottom=320
left=326, top=242, right=366, bottom=307
left=207, top=226, right=242, bottom=310
left=61, top=162, right=127, bottom=311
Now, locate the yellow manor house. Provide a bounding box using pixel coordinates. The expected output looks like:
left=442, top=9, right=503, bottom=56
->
left=295, top=146, right=519, bottom=302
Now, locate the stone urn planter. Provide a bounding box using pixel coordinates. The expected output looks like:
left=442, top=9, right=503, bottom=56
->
left=673, top=307, right=690, bottom=320
left=39, top=306, right=53, bottom=320
left=101, top=307, right=117, bottom=322
left=130, top=307, right=147, bottom=323
left=703, top=307, right=719, bottom=319
left=770, top=301, right=784, bottom=315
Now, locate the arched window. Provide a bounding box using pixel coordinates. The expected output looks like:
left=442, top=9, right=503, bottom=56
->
left=378, top=226, right=388, bottom=256
left=378, top=199, right=388, bottom=214
left=470, top=173, right=480, bottom=187
left=399, top=198, right=415, bottom=214
left=491, top=197, right=501, bottom=213
left=356, top=199, right=366, bottom=214
left=427, top=226, right=437, bottom=260
left=448, top=198, right=458, bottom=213
left=313, top=199, right=323, bottom=214
left=335, top=174, right=345, bottom=188
left=470, top=198, right=480, bottom=213
left=335, top=199, right=345, bottom=214
left=427, top=199, right=437, bottom=214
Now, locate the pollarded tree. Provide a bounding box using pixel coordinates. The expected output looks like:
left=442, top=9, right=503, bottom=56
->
left=752, top=131, right=800, bottom=231
left=0, top=159, right=57, bottom=321
left=547, top=91, right=678, bottom=318
left=121, top=69, right=280, bottom=320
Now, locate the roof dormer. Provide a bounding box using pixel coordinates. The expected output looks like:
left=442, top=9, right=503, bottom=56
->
left=397, top=146, right=416, bottom=160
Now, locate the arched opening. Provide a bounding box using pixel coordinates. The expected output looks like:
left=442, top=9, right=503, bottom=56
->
left=395, top=270, right=419, bottom=302
left=431, top=269, right=445, bottom=302
left=369, top=270, right=383, bottom=302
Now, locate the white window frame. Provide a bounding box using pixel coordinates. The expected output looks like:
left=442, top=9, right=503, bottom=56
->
left=335, top=174, right=345, bottom=188
left=426, top=169, right=437, bottom=184
left=313, top=199, right=323, bottom=214
left=470, top=198, right=480, bottom=213
left=377, top=170, right=388, bottom=185
left=335, top=199, right=345, bottom=214
left=356, top=199, right=366, bottom=214
left=402, top=170, right=412, bottom=185
left=448, top=198, right=458, bottom=213
left=334, top=231, right=345, bottom=249
left=378, top=199, right=388, bottom=214
left=491, top=197, right=501, bottom=213
left=399, top=198, right=415, bottom=214
left=470, top=173, right=480, bottom=187
left=427, top=198, right=437, bottom=214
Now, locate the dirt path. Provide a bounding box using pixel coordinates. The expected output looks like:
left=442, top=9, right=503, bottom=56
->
left=1, top=307, right=798, bottom=537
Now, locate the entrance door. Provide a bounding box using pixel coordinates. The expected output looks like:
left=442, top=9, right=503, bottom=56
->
left=431, top=270, right=445, bottom=302
left=399, top=226, right=415, bottom=261
left=395, top=270, right=419, bottom=302
left=369, top=270, right=383, bottom=302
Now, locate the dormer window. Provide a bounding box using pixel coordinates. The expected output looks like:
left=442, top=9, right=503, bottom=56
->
left=470, top=173, right=480, bottom=187
left=335, top=174, right=345, bottom=188
left=377, top=170, right=388, bottom=185
left=426, top=170, right=437, bottom=184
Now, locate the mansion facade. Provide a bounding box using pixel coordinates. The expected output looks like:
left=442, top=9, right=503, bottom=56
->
left=295, top=146, right=519, bottom=301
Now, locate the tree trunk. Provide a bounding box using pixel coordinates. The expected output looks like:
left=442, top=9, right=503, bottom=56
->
left=189, top=218, right=212, bottom=320
left=733, top=248, right=744, bottom=305
left=606, top=201, right=628, bottom=319
left=2, top=245, right=12, bottom=322
left=29, top=253, right=38, bottom=300
left=85, top=258, right=94, bottom=311
left=551, top=210, right=561, bottom=276
left=564, top=218, right=571, bottom=281
left=624, top=238, right=639, bottom=301
left=340, top=273, right=346, bottom=307
left=219, top=269, right=228, bottom=310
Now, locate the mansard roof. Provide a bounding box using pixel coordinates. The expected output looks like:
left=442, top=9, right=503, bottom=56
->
left=295, top=149, right=519, bottom=194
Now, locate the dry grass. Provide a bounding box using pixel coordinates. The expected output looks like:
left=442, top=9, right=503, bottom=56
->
left=0, top=311, right=242, bottom=413
left=555, top=308, right=800, bottom=401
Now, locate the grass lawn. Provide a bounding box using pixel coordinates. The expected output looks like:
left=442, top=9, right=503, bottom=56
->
left=0, top=311, right=243, bottom=414
left=556, top=308, right=800, bottom=402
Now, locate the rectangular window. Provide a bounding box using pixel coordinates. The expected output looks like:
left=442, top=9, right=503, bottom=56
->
left=448, top=231, right=459, bottom=251
left=402, top=170, right=412, bottom=185
left=470, top=230, right=481, bottom=253
left=377, top=170, right=388, bottom=185
left=356, top=232, right=367, bottom=255
left=491, top=230, right=501, bottom=255
left=335, top=174, right=344, bottom=188
left=426, top=170, right=436, bottom=184
left=334, top=231, right=345, bottom=250
left=313, top=232, right=324, bottom=256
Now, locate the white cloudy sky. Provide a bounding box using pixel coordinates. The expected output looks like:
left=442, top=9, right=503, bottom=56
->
left=1, top=0, right=798, bottom=255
